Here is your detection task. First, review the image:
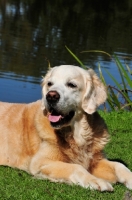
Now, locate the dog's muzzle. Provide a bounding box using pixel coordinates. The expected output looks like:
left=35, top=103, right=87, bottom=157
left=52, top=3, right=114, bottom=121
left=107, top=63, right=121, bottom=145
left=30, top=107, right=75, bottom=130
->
left=45, top=91, right=75, bottom=128
left=46, top=91, right=60, bottom=106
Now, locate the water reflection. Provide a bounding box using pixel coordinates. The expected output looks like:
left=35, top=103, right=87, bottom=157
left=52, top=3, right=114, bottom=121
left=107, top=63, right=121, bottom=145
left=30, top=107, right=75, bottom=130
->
left=0, top=0, right=132, bottom=102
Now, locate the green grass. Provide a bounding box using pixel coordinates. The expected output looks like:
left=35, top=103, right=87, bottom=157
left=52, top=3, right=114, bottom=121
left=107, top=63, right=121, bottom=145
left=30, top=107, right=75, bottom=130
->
left=98, top=55, right=132, bottom=111
left=0, top=112, right=132, bottom=199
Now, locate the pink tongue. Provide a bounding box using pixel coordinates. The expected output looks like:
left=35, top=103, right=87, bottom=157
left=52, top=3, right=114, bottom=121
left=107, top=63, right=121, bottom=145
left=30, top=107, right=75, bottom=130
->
left=48, top=114, right=62, bottom=122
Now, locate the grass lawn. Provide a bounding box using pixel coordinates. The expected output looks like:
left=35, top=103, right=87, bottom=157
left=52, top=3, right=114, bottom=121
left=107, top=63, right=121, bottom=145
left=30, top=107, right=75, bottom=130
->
left=0, top=111, right=132, bottom=200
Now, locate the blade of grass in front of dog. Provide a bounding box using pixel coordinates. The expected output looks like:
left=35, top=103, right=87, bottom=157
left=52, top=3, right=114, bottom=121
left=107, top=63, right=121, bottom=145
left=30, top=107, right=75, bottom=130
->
left=65, top=46, right=86, bottom=69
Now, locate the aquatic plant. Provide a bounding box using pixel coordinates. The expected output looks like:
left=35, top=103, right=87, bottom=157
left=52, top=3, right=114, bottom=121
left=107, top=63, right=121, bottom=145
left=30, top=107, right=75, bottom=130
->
left=66, top=46, right=132, bottom=111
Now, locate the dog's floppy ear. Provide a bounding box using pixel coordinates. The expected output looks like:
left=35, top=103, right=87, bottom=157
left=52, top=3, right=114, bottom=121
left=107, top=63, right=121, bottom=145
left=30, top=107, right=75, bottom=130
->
left=82, top=69, right=107, bottom=114
left=41, top=68, right=53, bottom=111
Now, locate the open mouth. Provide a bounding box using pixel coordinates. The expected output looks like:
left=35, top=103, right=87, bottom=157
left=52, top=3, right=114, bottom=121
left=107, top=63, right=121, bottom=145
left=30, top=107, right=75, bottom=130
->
left=48, top=108, right=75, bottom=128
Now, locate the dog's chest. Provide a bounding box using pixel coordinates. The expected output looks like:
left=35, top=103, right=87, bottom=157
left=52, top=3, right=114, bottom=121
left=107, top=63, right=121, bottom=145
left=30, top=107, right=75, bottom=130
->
left=58, top=134, right=93, bottom=170
left=69, top=142, right=93, bottom=170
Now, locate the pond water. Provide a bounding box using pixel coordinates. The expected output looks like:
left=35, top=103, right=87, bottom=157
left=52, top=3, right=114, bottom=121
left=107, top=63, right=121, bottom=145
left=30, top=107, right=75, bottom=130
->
left=0, top=0, right=132, bottom=103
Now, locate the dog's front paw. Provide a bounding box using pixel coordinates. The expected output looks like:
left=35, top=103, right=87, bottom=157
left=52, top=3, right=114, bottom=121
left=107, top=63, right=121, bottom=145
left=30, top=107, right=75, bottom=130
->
left=123, top=172, right=132, bottom=190
left=70, top=166, right=113, bottom=191
left=86, top=177, right=113, bottom=191
left=114, top=163, right=132, bottom=189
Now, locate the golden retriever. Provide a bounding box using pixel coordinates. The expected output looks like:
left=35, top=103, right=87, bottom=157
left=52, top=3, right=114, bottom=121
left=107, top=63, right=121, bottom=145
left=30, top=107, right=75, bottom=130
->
left=0, top=65, right=132, bottom=191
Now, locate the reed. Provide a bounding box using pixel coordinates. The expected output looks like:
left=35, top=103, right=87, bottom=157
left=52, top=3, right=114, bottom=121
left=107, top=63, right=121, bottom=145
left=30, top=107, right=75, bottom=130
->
left=66, top=46, right=132, bottom=111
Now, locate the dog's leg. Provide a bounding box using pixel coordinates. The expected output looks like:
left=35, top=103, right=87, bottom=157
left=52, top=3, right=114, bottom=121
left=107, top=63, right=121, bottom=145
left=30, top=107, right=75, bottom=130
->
left=30, top=159, right=113, bottom=191
left=91, top=159, right=132, bottom=189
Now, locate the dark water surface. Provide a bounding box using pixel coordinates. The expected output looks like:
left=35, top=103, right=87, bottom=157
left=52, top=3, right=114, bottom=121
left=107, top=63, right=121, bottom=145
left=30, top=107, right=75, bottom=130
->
left=0, top=0, right=132, bottom=103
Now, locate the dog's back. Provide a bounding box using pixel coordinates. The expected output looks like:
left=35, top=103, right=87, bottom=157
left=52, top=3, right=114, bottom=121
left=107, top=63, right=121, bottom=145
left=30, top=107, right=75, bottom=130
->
left=0, top=101, right=41, bottom=170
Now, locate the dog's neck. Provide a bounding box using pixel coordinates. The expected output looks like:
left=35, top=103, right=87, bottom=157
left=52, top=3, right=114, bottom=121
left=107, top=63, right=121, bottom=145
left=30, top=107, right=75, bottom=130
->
left=72, top=113, right=93, bottom=146
left=55, top=126, right=72, bottom=141
left=56, top=113, right=94, bottom=147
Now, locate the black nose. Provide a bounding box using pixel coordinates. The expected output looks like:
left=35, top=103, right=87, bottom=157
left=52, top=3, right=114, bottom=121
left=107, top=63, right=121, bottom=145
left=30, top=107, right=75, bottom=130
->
left=46, top=91, right=60, bottom=105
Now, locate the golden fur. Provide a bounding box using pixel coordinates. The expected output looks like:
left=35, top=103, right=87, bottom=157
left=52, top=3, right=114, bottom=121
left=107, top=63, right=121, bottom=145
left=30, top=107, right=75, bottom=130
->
left=0, top=65, right=132, bottom=191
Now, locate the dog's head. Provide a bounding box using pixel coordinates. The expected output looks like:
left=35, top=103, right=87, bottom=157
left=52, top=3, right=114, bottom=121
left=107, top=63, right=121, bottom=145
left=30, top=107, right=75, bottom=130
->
left=41, top=65, right=107, bottom=129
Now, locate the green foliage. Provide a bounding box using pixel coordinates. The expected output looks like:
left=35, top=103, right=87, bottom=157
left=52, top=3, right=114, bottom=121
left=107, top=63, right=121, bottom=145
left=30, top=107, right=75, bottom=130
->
left=66, top=47, right=132, bottom=111
left=99, top=55, right=132, bottom=111
left=0, top=112, right=132, bottom=199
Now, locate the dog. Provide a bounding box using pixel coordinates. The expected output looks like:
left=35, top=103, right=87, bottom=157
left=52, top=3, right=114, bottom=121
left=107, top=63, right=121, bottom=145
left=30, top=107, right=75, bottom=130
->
left=0, top=65, right=132, bottom=191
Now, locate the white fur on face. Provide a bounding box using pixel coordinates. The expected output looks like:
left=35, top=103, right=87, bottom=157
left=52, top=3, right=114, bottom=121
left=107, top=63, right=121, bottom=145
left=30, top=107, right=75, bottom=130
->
left=41, top=65, right=107, bottom=116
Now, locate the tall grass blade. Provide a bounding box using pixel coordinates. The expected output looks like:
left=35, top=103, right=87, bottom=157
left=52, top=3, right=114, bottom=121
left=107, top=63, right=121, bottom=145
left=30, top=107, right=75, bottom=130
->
left=65, top=46, right=86, bottom=69
left=81, top=50, right=112, bottom=58
left=114, top=55, right=132, bottom=88
left=109, top=86, right=121, bottom=109
left=121, top=102, right=132, bottom=109
left=98, top=63, right=106, bottom=85
left=98, top=64, right=117, bottom=111
left=105, top=69, right=122, bottom=90
left=126, top=64, right=132, bottom=75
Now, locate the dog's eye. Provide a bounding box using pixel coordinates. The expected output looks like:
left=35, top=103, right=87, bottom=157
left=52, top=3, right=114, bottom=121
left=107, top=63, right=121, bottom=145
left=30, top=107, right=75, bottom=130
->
left=47, top=82, right=53, bottom=87
left=67, top=82, right=77, bottom=88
